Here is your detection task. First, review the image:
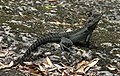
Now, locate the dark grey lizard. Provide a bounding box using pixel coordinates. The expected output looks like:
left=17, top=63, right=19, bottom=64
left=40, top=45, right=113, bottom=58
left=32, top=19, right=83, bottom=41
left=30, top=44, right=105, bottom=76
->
left=12, top=12, right=102, bottom=68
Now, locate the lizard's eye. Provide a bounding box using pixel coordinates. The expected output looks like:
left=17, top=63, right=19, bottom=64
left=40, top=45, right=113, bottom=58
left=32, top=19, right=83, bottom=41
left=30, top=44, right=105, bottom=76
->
left=88, top=20, right=92, bottom=23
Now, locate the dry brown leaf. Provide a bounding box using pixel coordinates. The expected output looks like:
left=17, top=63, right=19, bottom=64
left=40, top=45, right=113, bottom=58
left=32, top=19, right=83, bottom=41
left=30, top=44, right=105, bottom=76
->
left=0, top=61, right=13, bottom=69
left=9, top=61, right=14, bottom=67
left=117, top=69, right=120, bottom=74
left=76, top=58, right=99, bottom=74
left=39, top=65, right=46, bottom=72
left=48, top=67, right=57, bottom=72
left=106, top=64, right=117, bottom=71
left=62, top=70, right=69, bottom=76
left=42, top=62, right=51, bottom=68
left=46, top=57, right=53, bottom=67
left=76, top=60, right=88, bottom=70
left=60, top=62, right=67, bottom=67
left=85, top=58, right=99, bottom=72
left=60, top=62, right=70, bottom=69
left=0, top=62, right=7, bottom=69
left=18, top=61, right=48, bottom=76
left=76, top=60, right=88, bottom=74
left=23, top=61, right=33, bottom=65
left=31, top=69, right=47, bottom=76
left=16, top=55, right=100, bottom=76
left=60, top=62, right=75, bottom=75
left=54, top=64, right=65, bottom=69
left=18, top=65, right=30, bottom=71
left=0, top=49, right=9, bottom=57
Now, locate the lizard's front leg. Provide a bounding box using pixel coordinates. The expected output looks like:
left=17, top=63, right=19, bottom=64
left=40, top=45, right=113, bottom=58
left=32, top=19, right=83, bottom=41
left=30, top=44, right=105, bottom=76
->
left=60, top=37, right=73, bottom=51
left=85, top=34, right=91, bottom=48
left=85, top=34, right=96, bottom=49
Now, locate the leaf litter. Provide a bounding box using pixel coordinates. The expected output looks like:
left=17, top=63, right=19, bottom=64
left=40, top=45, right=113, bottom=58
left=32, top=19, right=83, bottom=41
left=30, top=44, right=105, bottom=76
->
left=0, top=0, right=120, bottom=76
left=15, top=57, right=100, bottom=76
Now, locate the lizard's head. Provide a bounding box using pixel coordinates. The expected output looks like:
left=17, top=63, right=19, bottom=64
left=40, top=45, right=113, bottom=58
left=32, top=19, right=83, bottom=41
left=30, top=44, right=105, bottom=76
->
left=85, top=12, right=102, bottom=32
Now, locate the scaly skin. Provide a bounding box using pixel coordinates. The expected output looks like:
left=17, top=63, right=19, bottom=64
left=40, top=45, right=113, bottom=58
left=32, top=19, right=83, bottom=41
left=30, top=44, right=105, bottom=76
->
left=13, top=12, right=102, bottom=68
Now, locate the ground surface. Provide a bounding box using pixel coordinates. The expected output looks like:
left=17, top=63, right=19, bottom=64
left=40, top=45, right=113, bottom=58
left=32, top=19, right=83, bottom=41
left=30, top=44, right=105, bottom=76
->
left=0, top=0, right=120, bottom=76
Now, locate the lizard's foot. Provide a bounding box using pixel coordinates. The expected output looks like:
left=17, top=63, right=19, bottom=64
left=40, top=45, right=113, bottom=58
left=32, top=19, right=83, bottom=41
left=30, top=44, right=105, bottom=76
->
left=60, top=37, right=73, bottom=51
